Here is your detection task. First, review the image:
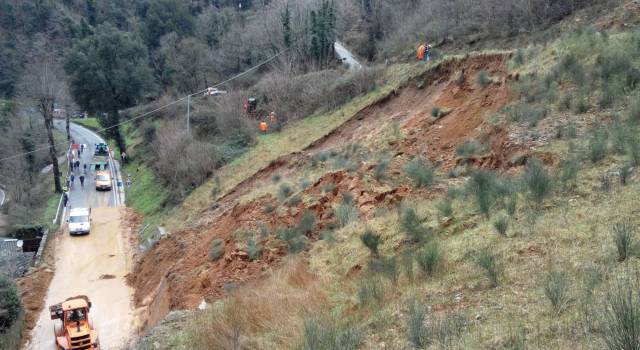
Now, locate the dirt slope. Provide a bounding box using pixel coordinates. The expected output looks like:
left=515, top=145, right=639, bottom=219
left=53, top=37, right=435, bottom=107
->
left=129, top=53, right=524, bottom=325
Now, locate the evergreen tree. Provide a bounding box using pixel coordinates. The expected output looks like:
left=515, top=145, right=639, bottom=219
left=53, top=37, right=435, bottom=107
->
left=281, top=4, right=292, bottom=48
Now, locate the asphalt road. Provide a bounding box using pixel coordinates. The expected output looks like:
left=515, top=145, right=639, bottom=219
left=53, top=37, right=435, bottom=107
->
left=335, top=41, right=363, bottom=70
left=0, top=186, right=5, bottom=207
left=28, top=121, right=134, bottom=350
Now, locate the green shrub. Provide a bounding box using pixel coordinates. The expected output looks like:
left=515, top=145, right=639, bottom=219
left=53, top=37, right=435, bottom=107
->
left=432, top=312, right=467, bottom=347
left=406, top=300, right=428, bottom=348
left=543, top=270, right=571, bottom=313
left=435, top=198, right=453, bottom=218
left=302, top=315, right=362, bottom=350
left=358, top=278, right=384, bottom=306
left=573, top=95, right=590, bottom=114
left=506, top=194, right=518, bottom=217
left=620, top=164, right=633, bottom=185
left=297, top=210, right=316, bottom=235
left=493, top=214, right=509, bottom=236
left=369, top=257, right=400, bottom=285
left=629, top=98, right=640, bottom=123
left=466, top=170, right=499, bottom=217
left=600, top=277, right=640, bottom=350
left=456, top=140, right=484, bottom=162
left=477, top=70, right=491, bottom=87
left=405, top=157, right=435, bottom=188
left=504, top=102, right=548, bottom=127
left=598, top=82, right=619, bottom=110
left=588, top=130, right=608, bottom=163
left=559, top=156, right=579, bottom=191
left=322, top=183, right=336, bottom=194
left=431, top=106, right=442, bottom=118
left=399, top=205, right=431, bottom=243
left=416, top=243, right=442, bottom=278
left=208, top=238, right=225, bottom=261
left=272, top=173, right=282, bottom=183
left=335, top=202, right=359, bottom=227
left=278, top=182, right=294, bottom=200
left=258, top=222, right=269, bottom=239
left=476, top=250, right=499, bottom=287
left=401, top=252, right=415, bottom=282
left=246, top=236, right=261, bottom=261
left=613, top=222, right=634, bottom=262
left=522, top=158, right=553, bottom=206
left=558, top=93, right=572, bottom=111
left=374, top=156, right=390, bottom=181
left=626, top=136, right=640, bottom=167
left=278, top=227, right=308, bottom=254
left=286, top=194, right=302, bottom=207
left=0, top=276, right=22, bottom=333
left=360, top=229, right=381, bottom=256
left=513, top=48, right=525, bottom=66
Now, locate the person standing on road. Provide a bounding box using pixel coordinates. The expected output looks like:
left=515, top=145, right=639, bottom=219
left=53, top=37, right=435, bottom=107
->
left=63, top=192, right=68, bottom=207
left=79, top=174, right=85, bottom=188
left=121, top=151, right=127, bottom=163
left=70, top=174, right=75, bottom=187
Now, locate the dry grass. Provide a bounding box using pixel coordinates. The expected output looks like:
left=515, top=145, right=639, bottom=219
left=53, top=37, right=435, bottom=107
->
left=187, top=259, right=329, bottom=349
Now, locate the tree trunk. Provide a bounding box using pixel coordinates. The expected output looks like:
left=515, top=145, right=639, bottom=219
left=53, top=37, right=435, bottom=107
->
left=42, top=99, right=62, bottom=193
left=65, top=105, right=70, bottom=141
left=110, top=109, right=126, bottom=156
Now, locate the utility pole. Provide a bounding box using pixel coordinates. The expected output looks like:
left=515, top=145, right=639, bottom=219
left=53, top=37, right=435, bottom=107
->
left=186, top=94, right=190, bottom=134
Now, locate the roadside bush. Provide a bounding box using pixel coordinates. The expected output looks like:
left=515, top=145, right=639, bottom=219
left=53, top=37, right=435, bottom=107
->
left=600, top=277, right=640, bottom=350
left=405, top=157, right=435, bottom=188
left=588, top=130, right=608, bottom=163
left=522, top=158, right=553, bottom=206
left=0, top=275, right=22, bottom=332
left=399, top=205, right=431, bottom=243
left=360, top=229, right=381, bottom=256
left=493, top=214, right=509, bottom=236
left=613, top=222, right=634, bottom=262
left=477, top=70, right=490, bottom=87
left=543, top=270, right=571, bottom=313
left=302, top=315, right=362, bottom=350
left=246, top=236, right=261, bottom=261
left=416, top=243, right=442, bottom=278
left=476, top=250, right=499, bottom=287
left=208, top=239, right=225, bottom=261
left=435, top=198, right=453, bottom=218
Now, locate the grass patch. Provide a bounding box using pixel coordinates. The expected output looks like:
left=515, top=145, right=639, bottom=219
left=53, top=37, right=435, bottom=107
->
left=124, top=162, right=169, bottom=218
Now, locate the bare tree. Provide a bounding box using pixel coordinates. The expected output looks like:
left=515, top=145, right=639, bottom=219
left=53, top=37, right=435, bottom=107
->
left=18, top=52, right=69, bottom=193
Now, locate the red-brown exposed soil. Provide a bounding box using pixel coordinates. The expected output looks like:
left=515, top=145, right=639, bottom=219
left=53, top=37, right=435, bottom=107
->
left=130, top=53, right=544, bottom=325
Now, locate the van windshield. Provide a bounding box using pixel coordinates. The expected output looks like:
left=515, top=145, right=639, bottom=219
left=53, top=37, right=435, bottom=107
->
left=96, top=174, right=110, bottom=181
left=69, top=215, right=89, bottom=223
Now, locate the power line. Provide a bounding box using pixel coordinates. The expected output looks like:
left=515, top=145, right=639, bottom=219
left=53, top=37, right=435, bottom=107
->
left=0, top=45, right=293, bottom=163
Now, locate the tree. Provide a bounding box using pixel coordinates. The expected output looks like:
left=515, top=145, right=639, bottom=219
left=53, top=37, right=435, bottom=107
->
left=18, top=52, right=67, bottom=193
left=160, top=34, right=212, bottom=93
left=281, top=4, right=292, bottom=48
left=65, top=24, right=152, bottom=154
left=139, top=0, right=195, bottom=48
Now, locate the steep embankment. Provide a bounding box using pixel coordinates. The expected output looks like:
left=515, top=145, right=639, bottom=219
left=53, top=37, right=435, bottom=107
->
left=128, top=53, right=518, bottom=329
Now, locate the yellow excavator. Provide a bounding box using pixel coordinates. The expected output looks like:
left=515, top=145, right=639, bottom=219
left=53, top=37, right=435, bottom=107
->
left=49, top=295, right=100, bottom=350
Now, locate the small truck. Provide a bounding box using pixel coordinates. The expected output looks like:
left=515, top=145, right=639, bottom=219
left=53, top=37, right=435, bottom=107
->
left=49, top=295, right=100, bottom=350
left=68, top=208, right=91, bottom=235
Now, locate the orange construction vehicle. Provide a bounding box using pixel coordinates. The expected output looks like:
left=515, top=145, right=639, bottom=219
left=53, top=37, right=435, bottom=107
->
left=49, top=295, right=100, bottom=350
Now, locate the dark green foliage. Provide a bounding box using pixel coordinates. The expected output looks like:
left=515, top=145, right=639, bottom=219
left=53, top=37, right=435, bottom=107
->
left=610, top=121, right=630, bottom=155
left=307, top=1, right=336, bottom=66
left=620, top=164, right=632, bottom=185
left=374, top=156, right=390, bottom=181
left=629, top=98, right=640, bottom=123
left=626, top=136, right=640, bottom=167
left=286, top=194, right=302, bottom=207
left=477, top=70, right=490, bottom=87
left=246, top=236, right=261, bottom=261
left=431, top=106, right=442, bottom=118
left=466, top=170, right=505, bottom=218
left=600, top=278, right=640, bottom=350
left=559, top=93, right=572, bottom=111
left=360, top=229, right=381, bottom=256
left=399, top=205, right=431, bottom=243
left=504, top=102, right=548, bottom=127
left=302, top=315, right=361, bottom=350
left=297, top=210, right=316, bottom=235
left=278, top=183, right=293, bottom=200
left=139, top=0, right=195, bottom=48
left=208, top=238, right=225, bottom=261
left=278, top=227, right=308, bottom=254
left=416, top=243, right=442, bottom=278
left=405, top=157, right=435, bottom=188
left=493, top=214, right=509, bottom=236
left=369, top=257, right=400, bottom=285
left=588, top=130, right=608, bottom=163
left=513, top=48, right=525, bottom=66
left=476, top=250, right=499, bottom=287
left=0, top=275, right=22, bottom=332
left=559, top=156, right=579, bottom=191
left=557, top=53, right=586, bottom=85
left=506, top=194, right=518, bottom=217
left=272, top=173, right=282, bottom=183
left=435, top=198, right=453, bottom=218
left=281, top=4, right=292, bottom=48
left=573, top=95, right=590, bottom=114
left=613, top=222, right=634, bottom=262
left=432, top=312, right=467, bottom=347
left=456, top=140, right=484, bottom=162
left=543, top=270, right=571, bottom=313
left=522, top=158, right=553, bottom=206
left=65, top=23, right=152, bottom=153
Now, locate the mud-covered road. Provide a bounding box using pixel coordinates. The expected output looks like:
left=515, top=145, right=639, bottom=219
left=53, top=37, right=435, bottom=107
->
left=26, top=123, right=134, bottom=349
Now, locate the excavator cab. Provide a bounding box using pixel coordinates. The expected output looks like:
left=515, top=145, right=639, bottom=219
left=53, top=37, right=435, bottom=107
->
left=50, top=296, right=99, bottom=350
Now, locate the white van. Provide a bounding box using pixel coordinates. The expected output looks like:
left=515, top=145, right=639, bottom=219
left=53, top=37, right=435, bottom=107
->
left=68, top=208, right=91, bottom=235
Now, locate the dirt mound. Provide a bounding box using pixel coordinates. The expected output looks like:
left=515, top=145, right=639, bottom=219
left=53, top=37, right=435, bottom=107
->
left=17, top=263, right=54, bottom=346
left=131, top=53, right=531, bottom=325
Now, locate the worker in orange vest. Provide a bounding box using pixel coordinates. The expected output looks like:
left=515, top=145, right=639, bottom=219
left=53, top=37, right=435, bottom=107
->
left=417, top=43, right=425, bottom=61
left=259, top=121, right=268, bottom=133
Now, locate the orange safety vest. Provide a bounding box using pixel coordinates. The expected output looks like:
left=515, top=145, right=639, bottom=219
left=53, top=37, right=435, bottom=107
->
left=417, top=45, right=425, bottom=60
left=259, top=121, right=268, bottom=132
